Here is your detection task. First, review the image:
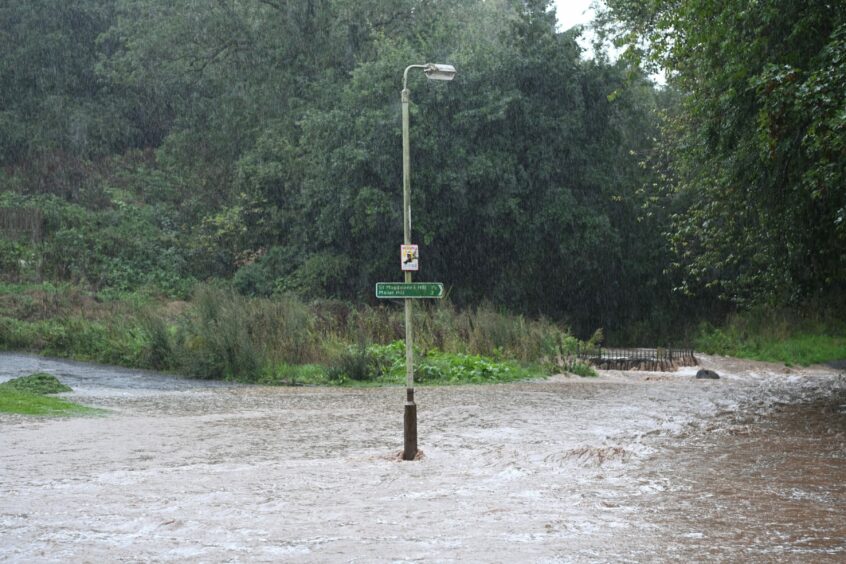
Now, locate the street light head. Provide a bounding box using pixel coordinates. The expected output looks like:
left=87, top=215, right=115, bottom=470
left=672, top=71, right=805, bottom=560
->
left=423, top=63, right=456, bottom=81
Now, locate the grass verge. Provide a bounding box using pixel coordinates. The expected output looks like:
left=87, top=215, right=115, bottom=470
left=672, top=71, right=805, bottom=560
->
left=0, top=373, right=101, bottom=416
left=695, top=309, right=846, bottom=366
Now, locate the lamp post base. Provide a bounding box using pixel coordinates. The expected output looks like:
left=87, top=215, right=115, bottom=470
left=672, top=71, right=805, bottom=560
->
left=403, top=388, right=417, bottom=461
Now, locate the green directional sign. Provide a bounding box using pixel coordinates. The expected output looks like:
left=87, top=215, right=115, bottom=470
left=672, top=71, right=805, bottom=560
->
left=376, top=282, right=444, bottom=299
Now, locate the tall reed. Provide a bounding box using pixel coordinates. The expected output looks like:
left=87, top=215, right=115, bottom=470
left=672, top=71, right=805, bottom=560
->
left=2, top=283, right=578, bottom=381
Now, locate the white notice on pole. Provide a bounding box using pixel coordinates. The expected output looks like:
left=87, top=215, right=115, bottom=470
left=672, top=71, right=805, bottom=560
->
left=401, top=244, right=419, bottom=271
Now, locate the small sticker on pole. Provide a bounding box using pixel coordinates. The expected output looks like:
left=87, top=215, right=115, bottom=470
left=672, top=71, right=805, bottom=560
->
left=401, top=244, right=419, bottom=271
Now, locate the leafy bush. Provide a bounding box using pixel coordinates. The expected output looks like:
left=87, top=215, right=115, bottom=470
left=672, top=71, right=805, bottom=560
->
left=233, top=246, right=299, bottom=297
left=1, top=194, right=195, bottom=297
left=138, top=312, right=174, bottom=370
left=327, top=343, right=378, bottom=383
left=359, top=340, right=543, bottom=385
left=0, top=316, right=36, bottom=350
left=0, top=239, right=39, bottom=282
left=233, top=261, right=275, bottom=297
left=566, top=362, right=597, bottom=378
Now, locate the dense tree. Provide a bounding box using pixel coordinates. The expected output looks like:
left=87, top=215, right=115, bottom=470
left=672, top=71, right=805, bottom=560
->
left=1, top=0, right=678, bottom=339
left=601, top=0, right=846, bottom=306
left=0, top=1, right=126, bottom=200
left=232, top=0, right=668, bottom=334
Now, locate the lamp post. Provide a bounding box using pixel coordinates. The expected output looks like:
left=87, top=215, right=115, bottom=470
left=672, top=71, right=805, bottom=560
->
left=401, top=63, right=456, bottom=461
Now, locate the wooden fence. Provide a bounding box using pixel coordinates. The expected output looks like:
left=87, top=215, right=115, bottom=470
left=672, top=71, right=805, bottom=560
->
left=577, top=346, right=697, bottom=371
left=0, top=208, right=43, bottom=242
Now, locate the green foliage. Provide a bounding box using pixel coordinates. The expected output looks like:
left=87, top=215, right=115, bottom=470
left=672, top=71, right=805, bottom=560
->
left=418, top=350, right=541, bottom=384
left=170, top=286, right=322, bottom=380
left=0, top=239, right=39, bottom=282
left=258, top=363, right=327, bottom=386
left=138, top=312, right=174, bottom=370
left=566, top=362, right=598, bottom=378
left=233, top=261, right=277, bottom=298
left=0, top=193, right=195, bottom=297
left=1, top=373, right=71, bottom=395
left=0, top=0, right=139, bottom=168
left=539, top=330, right=598, bottom=376
left=0, top=372, right=101, bottom=416
left=602, top=0, right=846, bottom=306
left=282, top=1, right=666, bottom=334
left=1, top=283, right=570, bottom=385
left=20, top=0, right=846, bottom=344
left=0, top=0, right=683, bottom=337
left=0, top=317, right=35, bottom=350
left=3, top=0, right=841, bottom=338
left=327, top=343, right=379, bottom=383
left=695, top=309, right=846, bottom=366
left=0, top=386, right=101, bottom=416
left=173, top=286, right=263, bottom=381
left=0, top=314, right=147, bottom=368
left=333, top=340, right=545, bottom=385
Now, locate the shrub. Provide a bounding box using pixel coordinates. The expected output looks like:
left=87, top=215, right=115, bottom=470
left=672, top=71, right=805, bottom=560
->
left=358, top=340, right=543, bottom=385
left=249, top=293, right=316, bottom=365
left=174, top=286, right=263, bottom=380
left=0, top=316, right=35, bottom=350
left=566, top=361, right=597, bottom=378
left=258, top=363, right=327, bottom=386
left=327, top=343, right=378, bottom=383
left=138, top=312, right=174, bottom=370
left=233, top=246, right=297, bottom=297
left=0, top=239, right=39, bottom=282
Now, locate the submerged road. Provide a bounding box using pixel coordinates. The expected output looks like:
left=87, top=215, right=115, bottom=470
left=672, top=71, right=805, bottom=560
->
left=1, top=353, right=844, bottom=562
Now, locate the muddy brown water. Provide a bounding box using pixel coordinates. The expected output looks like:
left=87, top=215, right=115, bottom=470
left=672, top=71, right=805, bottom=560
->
left=1, top=353, right=844, bottom=562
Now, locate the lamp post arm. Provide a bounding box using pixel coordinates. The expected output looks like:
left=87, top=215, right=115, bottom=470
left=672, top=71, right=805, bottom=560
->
left=403, top=64, right=428, bottom=91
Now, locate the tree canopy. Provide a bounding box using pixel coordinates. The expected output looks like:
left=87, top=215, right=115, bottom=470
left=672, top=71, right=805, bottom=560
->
left=1, top=0, right=842, bottom=341
left=601, top=0, right=846, bottom=306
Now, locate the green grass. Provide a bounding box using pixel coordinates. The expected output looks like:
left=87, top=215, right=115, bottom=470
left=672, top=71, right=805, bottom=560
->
left=0, top=375, right=101, bottom=416
left=698, top=332, right=846, bottom=366
left=566, top=361, right=598, bottom=377
left=1, top=372, right=71, bottom=394
left=695, top=310, right=846, bottom=366
left=0, top=387, right=100, bottom=415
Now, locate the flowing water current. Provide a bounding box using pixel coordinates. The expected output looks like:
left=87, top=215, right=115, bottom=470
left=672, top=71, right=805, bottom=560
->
left=1, top=352, right=844, bottom=562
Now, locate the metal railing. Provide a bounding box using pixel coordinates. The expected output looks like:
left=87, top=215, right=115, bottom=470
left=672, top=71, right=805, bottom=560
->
left=576, top=346, right=696, bottom=371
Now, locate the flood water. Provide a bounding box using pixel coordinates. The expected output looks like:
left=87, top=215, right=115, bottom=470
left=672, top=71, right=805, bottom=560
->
left=1, top=353, right=844, bottom=562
